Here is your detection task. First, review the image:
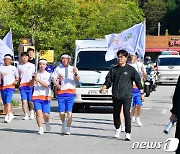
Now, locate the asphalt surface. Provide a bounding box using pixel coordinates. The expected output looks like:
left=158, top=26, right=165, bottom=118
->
left=0, top=85, right=177, bottom=154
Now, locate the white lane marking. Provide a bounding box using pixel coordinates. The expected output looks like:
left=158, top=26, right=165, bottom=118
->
left=142, top=107, right=152, bottom=110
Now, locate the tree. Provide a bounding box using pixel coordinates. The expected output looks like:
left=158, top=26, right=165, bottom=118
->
left=0, top=0, right=79, bottom=59
left=164, top=0, right=180, bottom=34
left=143, top=0, right=167, bottom=35
left=138, top=0, right=148, bottom=8
left=0, top=0, right=144, bottom=60
left=74, top=0, right=144, bottom=39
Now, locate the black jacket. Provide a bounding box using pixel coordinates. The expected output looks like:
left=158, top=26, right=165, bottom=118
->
left=28, top=58, right=35, bottom=64
left=104, top=64, right=143, bottom=99
left=171, top=76, right=180, bottom=121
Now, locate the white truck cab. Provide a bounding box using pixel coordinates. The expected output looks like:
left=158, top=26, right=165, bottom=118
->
left=74, top=39, right=117, bottom=108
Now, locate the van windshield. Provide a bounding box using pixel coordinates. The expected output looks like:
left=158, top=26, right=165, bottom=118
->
left=158, top=57, right=180, bottom=66
left=76, top=51, right=117, bottom=71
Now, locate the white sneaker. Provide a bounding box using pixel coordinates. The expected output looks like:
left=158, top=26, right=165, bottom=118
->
left=132, top=116, right=136, bottom=123
left=23, top=115, right=29, bottom=120
left=37, top=127, right=44, bottom=135
left=136, top=117, right=142, bottom=126
left=65, top=127, right=71, bottom=135
left=30, top=110, right=34, bottom=120
left=8, top=113, right=15, bottom=122
left=121, top=124, right=125, bottom=132
left=125, top=133, right=131, bottom=141
left=4, top=115, right=9, bottom=123
left=45, top=122, right=51, bottom=132
left=114, top=128, right=121, bottom=138
left=61, top=121, right=67, bottom=134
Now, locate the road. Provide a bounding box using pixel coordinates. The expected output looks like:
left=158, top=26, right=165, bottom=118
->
left=0, top=85, right=177, bottom=154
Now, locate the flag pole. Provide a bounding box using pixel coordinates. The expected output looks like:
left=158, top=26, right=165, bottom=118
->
left=134, top=20, right=146, bottom=77
left=143, top=19, right=146, bottom=59
left=134, top=21, right=144, bottom=54
left=35, top=52, right=39, bottom=72
left=10, top=29, right=15, bottom=66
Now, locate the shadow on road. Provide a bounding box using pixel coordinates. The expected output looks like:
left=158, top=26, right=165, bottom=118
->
left=0, top=128, right=36, bottom=134
left=51, top=106, right=113, bottom=114
left=70, top=133, right=115, bottom=140
left=74, top=117, right=112, bottom=122
left=158, top=84, right=176, bottom=86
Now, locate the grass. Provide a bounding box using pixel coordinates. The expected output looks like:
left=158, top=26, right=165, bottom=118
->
left=11, top=99, right=20, bottom=106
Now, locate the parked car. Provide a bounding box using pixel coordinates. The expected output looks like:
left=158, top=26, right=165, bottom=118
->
left=156, top=54, right=180, bottom=84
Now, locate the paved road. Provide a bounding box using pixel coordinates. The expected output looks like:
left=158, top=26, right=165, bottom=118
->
left=0, top=85, right=177, bottom=154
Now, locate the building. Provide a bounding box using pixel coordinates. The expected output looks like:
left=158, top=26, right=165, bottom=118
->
left=145, top=35, right=180, bottom=61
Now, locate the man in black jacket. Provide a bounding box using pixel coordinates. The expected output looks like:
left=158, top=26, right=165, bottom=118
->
left=170, top=76, right=180, bottom=154
left=100, top=50, right=144, bottom=141
left=27, top=48, right=35, bottom=64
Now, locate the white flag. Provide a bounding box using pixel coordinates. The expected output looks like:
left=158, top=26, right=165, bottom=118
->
left=0, top=39, right=14, bottom=64
left=3, top=30, right=13, bottom=50
left=105, top=22, right=145, bottom=61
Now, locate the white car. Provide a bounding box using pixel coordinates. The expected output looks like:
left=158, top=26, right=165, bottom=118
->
left=157, top=55, right=180, bottom=84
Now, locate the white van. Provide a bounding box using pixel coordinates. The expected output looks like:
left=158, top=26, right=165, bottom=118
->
left=157, top=54, right=180, bottom=84
left=74, top=39, right=117, bottom=109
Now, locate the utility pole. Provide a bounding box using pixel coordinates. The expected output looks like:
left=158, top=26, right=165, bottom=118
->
left=158, top=22, right=161, bottom=36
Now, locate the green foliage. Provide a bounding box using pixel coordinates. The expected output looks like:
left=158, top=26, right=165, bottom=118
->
left=0, top=0, right=144, bottom=60
left=143, top=0, right=167, bottom=35
left=165, top=29, right=169, bottom=36
left=165, top=0, right=180, bottom=35
left=11, top=99, right=20, bottom=106
left=167, top=0, right=177, bottom=12
left=141, top=0, right=180, bottom=35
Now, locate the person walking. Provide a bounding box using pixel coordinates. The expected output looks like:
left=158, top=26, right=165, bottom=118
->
left=0, top=54, right=19, bottom=123
left=99, top=50, right=144, bottom=141
left=120, top=107, right=125, bottom=132
left=31, top=59, right=51, bottom=135
left=18, top=52, right=35, bottom=120
left=170, top=76, right=180, bottom=154
left=52, top=53, right=80, bottom=135
left=129, top=52, right=146, bottom=126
